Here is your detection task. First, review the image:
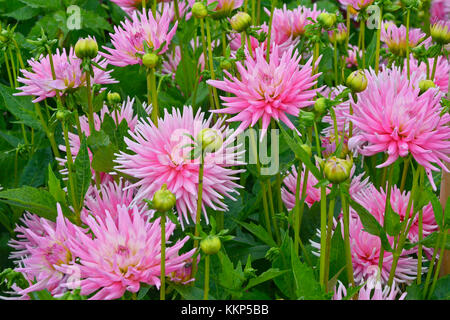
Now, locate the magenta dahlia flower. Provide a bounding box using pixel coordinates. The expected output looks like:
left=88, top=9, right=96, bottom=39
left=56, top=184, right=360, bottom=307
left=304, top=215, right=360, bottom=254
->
left=16, top=48, right=116, bottom=103
left=333, top=280, right=407, bottom=300
left=348, top=67, right=450, bottom=189
left=207, top=45, right=320, bottom=139
left=115, top=106, right=244, bottom=226
left=8, top=205, right=82, bottom=297
left=101, top=9, right=178, bottom=67
left=381, top=22, right=430, bottom=57
left=66, top=204, right=195, bottom=300
left=431, top=0, right=450, bottom=21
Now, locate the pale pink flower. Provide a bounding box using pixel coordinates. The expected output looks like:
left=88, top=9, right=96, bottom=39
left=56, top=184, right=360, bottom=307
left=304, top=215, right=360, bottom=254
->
left=207, top=45, right=320, bottom=139
left=207, top=0, right=243, bottom=18
left=111, top=0, right=193, bottom=18
left=101, top=9, right=178, bottom=67
left=66, top=205, right=195, bottom=300
left=16, top=48, right=116, bottom=103
left=431, top=0, right=450, bottom=21
left=161, top=38, right=207, bottom=78
left=115, top=106, right=244, bottom=227
left=338, top=0, right=374, bottom=10
left=269, top=4, right=324, bottom=43
left=408, top=55, right=449, bottom=93
left=348, top=67, right=450, bottom=190
left=346, top=44, right=361, bottom=68
left=333, top=280, right=407, bottom=300
left=381, top=21, right=430, bottom=57
left=8, top=205, right=82, bottom=297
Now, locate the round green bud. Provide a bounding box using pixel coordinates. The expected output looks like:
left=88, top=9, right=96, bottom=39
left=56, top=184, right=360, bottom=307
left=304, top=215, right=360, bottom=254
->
left=200, top=236, right=221, bottom=255
left=324, top=156, right=353, bottom=184
left=314, top=97, right=327, bottom=115
left=142, top=53, right=159, bottom=69
left=197, top=128, right=223, bottom=153
left=152, top=184, right=176, bottom=212
left=220, top=59, right=233, bottom=70
left=230, top=12, right=252, bottom=33
left=317, top=13, right=337, bottom=29
left=419, top=79, right=436, bottom=94
left=75, top=38, right=98, bottom=59
left=56, top=110, right=71, bottom=122
left=107, top=92, right=122, bottom=105
left=192, top=2, right=208, bottom=19
left=346, top=70, right=368, bottom=93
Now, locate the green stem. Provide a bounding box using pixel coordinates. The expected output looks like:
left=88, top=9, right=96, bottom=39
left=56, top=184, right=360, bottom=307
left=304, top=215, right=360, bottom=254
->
left=199, top=19, right=215, bottom=112
left=346, top=6, right=351, bottom=51
left=319, top=185, right=327, bottom=289
left=360, top=19, right=366, bottom=69
left=427, top=231, right=448, bottom=299
left=152, top=0, right=156, bottom=16
left=400, top=157, right=410, bottom=192
left=293, top=160, right=302, bottom=255
left=333, top=39, right=338, bottom=86
left=62, top=120, right=80, bottom=220
left=4, top=52, right=14, bottom=88
left=35, top=103, right=61, bottom=158
left=205, top=18, right=221, bottom=111
left=406, top=9, right=411, bottom=79
left=341, top=187, right=355, bottom=287
left=378, top=164, right=394, bottom=271
left=149, top=68, right=159, bottom=125
left=252, top=0, right=256, bottom=25
left=204, top=255, right=210, bottom=300
left=160, top=214, right=166, bottom=300
left=256, top=0, right=261, bottom=25
left=8, top=48, right=18, bottom=88
left=267, top=178, right=281, bottom=244
left=324, top=197, right=335, bottom=291
left=85, top=72, right=95, bottom=134
left=423, top=232, right=442, bottom=298
left=142, top=0, right=146, bottom=11
left=265, top=0, right=276, bottom=63
left=192, top=153, right=205, bottom=278
left=431, top=55, right=439, bottom=80
left=375, top=6, right=383, bottom=74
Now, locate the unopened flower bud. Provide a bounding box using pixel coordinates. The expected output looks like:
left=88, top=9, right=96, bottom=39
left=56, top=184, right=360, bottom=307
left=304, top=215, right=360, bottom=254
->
left=317, top=13, right=337, bottom=29
left=152, top=184, right=176, bottom=212
left=197, top=128, right=223, bottom=153
left=142, top=53, right=159, bottom=69
left=75, top=38, right=98, bottom=59
left=200, top=236, right=221, bottom=255
left=324, top=156, right=353, bottom=184
left=419, top=79, right=435, bottom=94
left=314, top=98, right=327, bottom=115
left=56, top=110, right=71, bottom=122
left=230, top=12, right=252, bottom=33
left=192, top=2, right=208, bottom=19
left=107, top=92, right=121, bottom=105
left=346, top=70, right=368, bottom=93
left=220, top=59, right=233, bottom=70
left=430, top=20, right=450, bottom=45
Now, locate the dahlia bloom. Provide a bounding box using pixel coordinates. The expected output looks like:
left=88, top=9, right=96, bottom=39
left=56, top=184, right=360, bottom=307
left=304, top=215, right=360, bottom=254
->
left=269, top=4, right=324, bottom=43
left=101, top=9, right=178, bottom=67
left=348, top=67, right=450, bottom=190
left=431, top=0, right=450, bottom=21
left=381, top=22, right=429, bottom=57
left=162, top=39, right=207, bottom=78
left=409, top=55, right=449, bottom=94
left=8, top=205, right=82, bottom=297
left=16, top=48, right=116, bottom=103
left=346, top=44, right=361, bottom=68
left=66, top=205, right=195, bottom=300
left=58, top=98, right=150, bottom=182
left=208, top=0, right=243, bottom=19
left=115, top=106, right=244, bottom=226
left=338, top=0, right=374, bottom=11
left=333, top=280, right=407, bottom=300
left=110, top=0, right=191, bottom=17
left=207, top=45, right=320, bottom=139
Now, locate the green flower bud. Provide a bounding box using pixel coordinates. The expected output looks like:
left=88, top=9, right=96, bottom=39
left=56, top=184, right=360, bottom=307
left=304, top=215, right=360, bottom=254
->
left=230, top=12, right=252, bottom=33
left=192, top=2, right=208, bottom=19
left=314, top=97, right=327, bottom=115
left=75, top=38, right=98, bottom=59
left=324, top=156, right=353, bottom=184
left=197, top=128, right=223, bottom=153
left=419, top=79, right=436, bottom=94
left=317, top=13, right=337, bottom=29
left=200, top=236, right=221, bottom=255
left=152, top=184, right=176, bottom=212
left=220, top=59, right=233, bottom=70
left=142, top=53, right=159, bottom=69
left=107, top=92, right=122, bottom=105
left=346, top=70, right=368, bottom=93
left=56, top=110, right=71, bottom=122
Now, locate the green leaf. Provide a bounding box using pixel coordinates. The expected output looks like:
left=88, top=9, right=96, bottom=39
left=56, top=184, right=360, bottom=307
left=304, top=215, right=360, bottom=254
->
left=47, top=164, right=66, bottom=205
left=19, top=148, right=53, bottom=188
left=0, top=84, right=42, bottom=130
left=0, top=186, right=58, bottom=220
left=349, top=197, right=393, bottom=252
left=426, top=188, right=443, bottom=229
left=385, top=209, right=401, bottom=237
left=406, top=231, right=450, bottom=250
left=2, top=6, right=40, bottom=20
left=244, top=268, right=288, bottom=291
left=279, top=125, right=321, bottom=180
left=91, top=144, right=116, bottom=173
left=172, top=284, right=215, bottom=300
left=234, top=220, right=277, bottom=247
left=71, top=136, right=92, bottom=212
left=271, top=233, right=296, bottom=299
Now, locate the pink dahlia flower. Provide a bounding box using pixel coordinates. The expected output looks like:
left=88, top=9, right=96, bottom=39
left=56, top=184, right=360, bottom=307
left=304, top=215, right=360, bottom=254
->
left=16, top=48, right=116, bottom=103
left=207, top=45, right=320, bottom=139
left=58, top=98, right=150, bottom=183
left=381, top=21, right=430, bottom=57
left=269, top=4, right=324, bottom=43
left=207, top=0, right=243, bottom=18
left=338, top=0, right=374, bottom=10
left=346, top=44, right=361, bottom=68
left=66, top=205, right=195, bottom=300
left=162, top=38, right=207, bottom=78
left=110, top=0, right=193, bottom=18
left=431, top=0, right=450, bottom=21
left=333, top=280, right=407, bottom=300
left=408, top=55, right=449, bottom=94
left=115, top=106, right=244, bottom=226
left=8, top=205, right=82, bottom=297
left=348, top=67, right=450, bottom=190
left=101, top=9, right=178, bottom=67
